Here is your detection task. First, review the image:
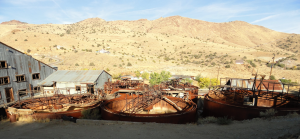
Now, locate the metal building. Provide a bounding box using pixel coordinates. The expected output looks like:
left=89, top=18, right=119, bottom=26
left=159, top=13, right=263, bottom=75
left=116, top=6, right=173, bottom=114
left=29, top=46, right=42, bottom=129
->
left=0, top=42, right=56, bottom=105
left=38, top=70, right=111, bottom=94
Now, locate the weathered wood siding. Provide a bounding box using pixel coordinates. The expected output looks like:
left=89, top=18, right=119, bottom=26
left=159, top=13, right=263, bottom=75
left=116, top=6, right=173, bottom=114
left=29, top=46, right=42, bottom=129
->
left=0, top=42, right=56, bottom=104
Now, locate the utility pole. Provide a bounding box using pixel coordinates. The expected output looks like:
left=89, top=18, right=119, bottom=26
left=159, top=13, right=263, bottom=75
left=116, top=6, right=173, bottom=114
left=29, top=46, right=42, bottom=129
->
left=217, top=65, right=220, bottom=81
left=269, top=54, right=275, bottom=79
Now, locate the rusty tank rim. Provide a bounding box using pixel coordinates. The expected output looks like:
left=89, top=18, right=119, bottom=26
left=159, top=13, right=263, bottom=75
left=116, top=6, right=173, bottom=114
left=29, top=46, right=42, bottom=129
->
left=100, top=96, right=197, bottom=124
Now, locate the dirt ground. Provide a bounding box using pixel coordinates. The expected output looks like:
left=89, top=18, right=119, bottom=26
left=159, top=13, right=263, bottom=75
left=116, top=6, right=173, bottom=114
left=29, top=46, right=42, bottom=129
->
left=0, top=116, right=299, bottom=139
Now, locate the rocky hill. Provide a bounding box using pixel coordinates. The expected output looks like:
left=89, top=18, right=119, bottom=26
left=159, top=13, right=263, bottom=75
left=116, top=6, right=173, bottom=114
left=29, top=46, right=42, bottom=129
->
left=0, top=16, right=299, bottom=82
left=1, top=20, right=28, bottom=25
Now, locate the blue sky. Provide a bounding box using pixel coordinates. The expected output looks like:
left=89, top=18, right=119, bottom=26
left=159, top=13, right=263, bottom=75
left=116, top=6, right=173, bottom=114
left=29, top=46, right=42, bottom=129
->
left=0, top=0, right=299, bottom=33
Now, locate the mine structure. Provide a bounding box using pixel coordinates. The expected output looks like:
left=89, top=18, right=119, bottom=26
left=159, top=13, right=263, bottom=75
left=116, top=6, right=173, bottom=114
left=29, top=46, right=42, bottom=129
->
left=100, top=78, right=198, bottom=124
left=204, top=73, right=300, bottom=120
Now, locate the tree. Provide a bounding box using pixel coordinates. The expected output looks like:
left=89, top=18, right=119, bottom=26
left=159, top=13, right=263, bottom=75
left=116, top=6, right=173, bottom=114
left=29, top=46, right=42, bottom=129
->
left=182, top=78, right=192, bottom=84
left=198, top=78, right=210, bottom=88
left=160, top=71, right=171, bottom=82
left=134, top=70, right=141, bottom=78
left=149, top=71, right=171, bottom=86
left=141, top=72, right=149, bottom=80
left=149, top=72, right=162, bottom=86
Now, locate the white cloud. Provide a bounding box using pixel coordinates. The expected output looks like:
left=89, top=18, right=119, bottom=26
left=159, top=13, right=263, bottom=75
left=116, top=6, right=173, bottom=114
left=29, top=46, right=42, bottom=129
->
left=193, top=2, right=254, bottom=20
left=251, top=14, right=279, bottom=23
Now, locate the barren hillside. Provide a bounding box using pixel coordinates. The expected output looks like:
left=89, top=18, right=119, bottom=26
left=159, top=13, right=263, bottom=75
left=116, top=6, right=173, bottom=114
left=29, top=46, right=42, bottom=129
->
left=0, top=16, right=299, bottom=83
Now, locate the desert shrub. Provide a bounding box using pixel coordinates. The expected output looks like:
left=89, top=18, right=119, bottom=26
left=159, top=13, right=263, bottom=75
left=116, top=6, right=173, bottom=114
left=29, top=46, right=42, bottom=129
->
left=225, top=65, right=230, bottom=68
left=286, top=112, right=299, bottom=118
left=24, top=39, right=28, bottom=41
left=279, top=79, right=292, bottom=84
left=216, top=116, right=232, bottom=125
left=75, top=63, right=79, bottom=66
left=81, top=108, right=101, bottom=120
left=127, top=62, right=132, bottom=66
left=112, top=73, right=121, bottom=79
left=260, top=109, right=277, bottom=118
left=89, top=62, right=95, bottom=66
left=198, top=116, right=217, bottom=124
left=270, top=75, right=276, bottom=80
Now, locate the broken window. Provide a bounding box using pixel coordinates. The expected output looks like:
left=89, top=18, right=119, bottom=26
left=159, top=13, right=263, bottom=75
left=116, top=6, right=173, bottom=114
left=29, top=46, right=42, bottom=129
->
left=33, top=86, right=40, bottom=91
left=0, top=61, right=7, bottom=69
left=16, top=75, right=26, bottom=82
left=0, top=76, right=10, bottom=85
left=18, top=89, right=27, bottom=97
left=32, top=73, right=40, bottom=80
left=75, top=85, right=81, bottom=91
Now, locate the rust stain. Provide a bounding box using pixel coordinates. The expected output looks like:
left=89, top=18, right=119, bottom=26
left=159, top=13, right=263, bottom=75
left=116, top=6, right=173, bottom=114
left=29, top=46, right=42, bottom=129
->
left=38, top=61, right=41, bottom=71
left=28, top=60, right=32, bottom=73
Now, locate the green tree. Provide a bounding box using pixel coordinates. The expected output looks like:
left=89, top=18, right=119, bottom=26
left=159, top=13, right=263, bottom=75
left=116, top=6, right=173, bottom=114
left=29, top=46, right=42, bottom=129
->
left=198, top=78, right=210, bottom=88
left=182, top=78, right=193, bottom=84
left=141, top=72, right=150, bottom=80
left=149, top=71, right=171, bottom=86
left=150, top=72, right=162, bottom=86
left=134, top=70, right=141, bottom=77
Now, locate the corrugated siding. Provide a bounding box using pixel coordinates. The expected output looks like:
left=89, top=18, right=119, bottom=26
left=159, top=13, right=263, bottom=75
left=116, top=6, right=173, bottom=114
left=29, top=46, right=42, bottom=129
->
left=95, top=71, right=112, bottom=89
left=0, top=43, right=56, bottom=104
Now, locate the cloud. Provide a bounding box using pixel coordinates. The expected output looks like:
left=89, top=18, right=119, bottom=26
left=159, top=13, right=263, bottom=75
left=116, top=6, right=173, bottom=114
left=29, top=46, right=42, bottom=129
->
left=251, top=14, right=279, bottom=23
left=192, top=2, right=255, bottom=20
left=3, top=0, right=47, bottom=5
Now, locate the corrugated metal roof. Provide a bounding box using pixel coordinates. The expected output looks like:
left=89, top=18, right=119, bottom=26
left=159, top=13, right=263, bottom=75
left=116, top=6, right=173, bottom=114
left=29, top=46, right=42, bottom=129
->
left=38, top=70, right=104, bottom=86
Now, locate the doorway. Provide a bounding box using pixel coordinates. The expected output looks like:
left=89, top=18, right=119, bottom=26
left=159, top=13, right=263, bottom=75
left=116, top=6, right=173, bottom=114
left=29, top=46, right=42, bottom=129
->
left=5, top=88, right=14, bottom=103
left=87, top=84, right=94, bottom=94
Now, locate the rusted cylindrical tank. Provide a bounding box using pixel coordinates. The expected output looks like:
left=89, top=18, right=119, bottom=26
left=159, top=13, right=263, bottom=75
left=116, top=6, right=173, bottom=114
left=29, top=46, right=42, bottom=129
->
left=101, top=96, right=197, bottom=124
left=203, top=94, right=300, bottom=120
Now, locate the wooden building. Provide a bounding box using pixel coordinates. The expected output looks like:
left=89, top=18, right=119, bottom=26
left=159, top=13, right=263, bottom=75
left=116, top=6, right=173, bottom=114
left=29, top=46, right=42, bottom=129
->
left=0, top=42, right=56, bottom=105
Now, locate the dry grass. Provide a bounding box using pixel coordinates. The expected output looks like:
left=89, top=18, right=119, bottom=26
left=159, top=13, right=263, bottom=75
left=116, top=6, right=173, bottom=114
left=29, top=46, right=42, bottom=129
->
left=0, top=17, right=299, bottom=82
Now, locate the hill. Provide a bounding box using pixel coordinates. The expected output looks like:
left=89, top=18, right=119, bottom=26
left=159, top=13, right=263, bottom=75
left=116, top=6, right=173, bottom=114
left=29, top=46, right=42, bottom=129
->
left=0, top=16, right=299, bottom=82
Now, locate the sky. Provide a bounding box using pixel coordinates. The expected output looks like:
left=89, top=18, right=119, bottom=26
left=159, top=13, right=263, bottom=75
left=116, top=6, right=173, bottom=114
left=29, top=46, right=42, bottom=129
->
left=0, top=0, right=299, bottom=34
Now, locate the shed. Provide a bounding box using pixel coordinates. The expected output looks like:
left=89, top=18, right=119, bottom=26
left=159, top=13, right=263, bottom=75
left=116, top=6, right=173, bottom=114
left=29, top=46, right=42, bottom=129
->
left=235, top=60, right=244, bottom=64
left=38, top=70, right=111, bottom=94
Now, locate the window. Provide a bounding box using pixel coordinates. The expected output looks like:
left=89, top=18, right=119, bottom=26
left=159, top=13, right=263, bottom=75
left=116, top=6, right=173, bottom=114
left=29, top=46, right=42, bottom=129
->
left=32, top=73, right=40, bottom=80
left=0, top=61, right=7, bottom=69
left=16, top=75, right=26, bottom=82
left=0, top=76, right=10, bottom=85
left=75, top=85, right=81, bottom=91
left=33, top=86, right=40, bottom=91
left=18, top=89, right=27, bottom=97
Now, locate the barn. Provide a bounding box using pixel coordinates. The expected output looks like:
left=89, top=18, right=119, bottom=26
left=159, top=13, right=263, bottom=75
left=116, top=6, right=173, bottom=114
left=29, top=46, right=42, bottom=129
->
left=0, top=42, right=56, bottom=105
left=38, top=70, right=111, bottom=94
